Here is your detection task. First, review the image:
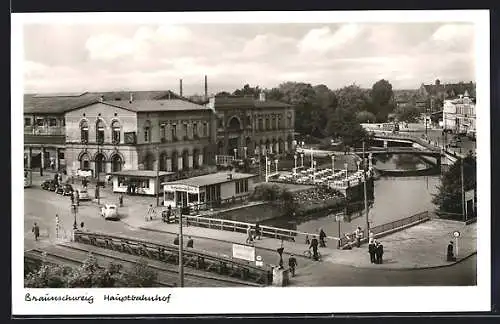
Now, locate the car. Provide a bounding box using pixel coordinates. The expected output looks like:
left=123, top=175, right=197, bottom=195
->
left=41, top=180, right=58, bottom=191
left=55, top=185, right=65, bottom=195
left=449, top=136, right=462, bottom=147
left=76, top=188, right=91, bottom=201
left=100, top=204, right=119, bottom=220
left=41, top=180, right=52, bottom=190
left=61, top=184, right=74, bottom=196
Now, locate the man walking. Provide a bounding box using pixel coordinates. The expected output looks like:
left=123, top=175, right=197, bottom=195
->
left=186, top=236, right=194, bottom=248
left=245, top=226, right=254, bottom=245
left=288, top=254, right=298, bottom=277
left=355, top=226, right=362, bottom=248
left=319, top=228, right=327, bottom=247
left=368, top=238, right=376, bottom=263
left=146, top=204, right=154, bottom=221
left=173, top=235, right=180, bottom=246
left=309, top=235, right=319, bottom=261
left=32, top=222, right=40, bottom=241
left=447, top=241, right=456, bottom=261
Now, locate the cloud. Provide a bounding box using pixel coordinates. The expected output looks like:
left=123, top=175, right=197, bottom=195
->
left=298, top=24, right=363, bottom=54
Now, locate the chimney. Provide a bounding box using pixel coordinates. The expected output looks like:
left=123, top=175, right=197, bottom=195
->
left=180, top=79, right=183, bottom=97
left=259, top=91, right=266, bottom=102
left=129, top=93, right=133, bottom=103
left=204, top=75, right=208, bottom=99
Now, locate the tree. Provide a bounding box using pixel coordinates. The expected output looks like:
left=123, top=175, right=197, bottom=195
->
left=67, top=254, right=124, bottom=288
left=369, top=79, right=395, bottom=122
left=335, top=84, right=371, bottom=112
left=124, top=258, right=157, bottom=287
left=432, top=153, right=476, bottom=218
left=356, top=110, right=377, bottom=123
left=216, top=91, right=231, bottom=97
left=25, top=263, right=73, bottom=288
left=325, top=107, right=369, bottom=147
left=233, top=84, right=261, bottom=97
left=394, top=105, right=420, bottom=122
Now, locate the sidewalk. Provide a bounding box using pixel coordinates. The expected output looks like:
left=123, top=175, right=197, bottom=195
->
left=140, top=218, right=477, bottom=270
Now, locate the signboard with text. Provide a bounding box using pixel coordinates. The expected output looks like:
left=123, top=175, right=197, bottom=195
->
left=164, top=184, right=199, bottom=194
left=232, top=243, right=256, bottom=262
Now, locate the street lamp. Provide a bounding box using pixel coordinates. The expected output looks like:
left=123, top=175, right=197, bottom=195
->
left=72, top=203, right=78, bottom=230
left=243, top=146, right=247, bottom=159
left=310, top=149, right=314, bottom=170
left=331, top=155, right=335, bottom=175
left=178, top=206, right=185, bottom=287
left=300, top=153, right=304, bottom=168
left=356, top=160, right=361, bottom=171
left=313, top=161, right=317, bottom=184
left=265, top=156, right=270, bottom=182
left=344, top=162, right=348, bottom=180
left=156, top=144, right=160, bottom=207
left=294, top=154, right=298, bottom=174
left=362, top=141, right=370, bottom=239
left=233, top=148, right=237, bottom=160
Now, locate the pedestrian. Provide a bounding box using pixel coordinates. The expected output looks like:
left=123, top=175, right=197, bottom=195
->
left=70, top=193, right=75, bottom=204
left=146, top=204, right=153, bottom=221
left=32, top=222, right=40, bottom=241
left=186, top=236, right=194, bottom=248
left=75, top=191, right=80, bottom=206
left=288, top=254, right=298, bottom=277
left=343, top=233, right=353, bottom=250
left=447, top=241, right=456, bottom=261
left=173, top=235, right=179, bottom=245
left=254, top=222, right=262, bottom=240
left=119, top=194, right=123, bottom=207
left=80, top=221, right=85, bottom=231
left=368, top=238, right=376, bottom=263
left=309, top=235, right=319, bottom=261
left=305, top=235, right=310, bottom=245
left=355, top=226, right=363, bottom=247
left=167, top=205, right=172, bottom=223
left=319, top=228, right=327, bottom=247
left=375, top=241, right=384, bottom=264
left=245, top=226, right=254, bottom=244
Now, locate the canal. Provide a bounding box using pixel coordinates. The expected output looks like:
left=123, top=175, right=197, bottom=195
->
left=264, top=154, right=441, bottom=238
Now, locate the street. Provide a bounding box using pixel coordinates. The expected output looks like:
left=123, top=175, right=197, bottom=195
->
left=401, top=128, right=476, bottom=155
left=23, top=185, right=476, bottom=286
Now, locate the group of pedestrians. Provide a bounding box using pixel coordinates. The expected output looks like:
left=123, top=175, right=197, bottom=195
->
left=173, top=235, right=194, bottom=248
left=245, top=222, right=262, bottom=245
left=368, top=238, right=384, bottom=264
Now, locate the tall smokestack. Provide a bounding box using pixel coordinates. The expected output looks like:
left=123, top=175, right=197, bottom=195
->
left=204, top=75, right=208, bottom=99
left=180, top=79, right=183, bottom=97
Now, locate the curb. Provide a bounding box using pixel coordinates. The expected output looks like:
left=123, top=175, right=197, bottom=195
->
left=341, top=251, right=477, bottom=271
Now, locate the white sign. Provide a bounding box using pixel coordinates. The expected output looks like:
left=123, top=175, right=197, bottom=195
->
left=453, top=231, right=461, bottom=238
left=465, top=189, right=475, bottom=201
left=255, top=255, right=263, bottom=267
left=232, top=243, right=256, bottom=262
left=164, top=184, right=199, bottom=194
left=76, top=169, right=92, bottom=177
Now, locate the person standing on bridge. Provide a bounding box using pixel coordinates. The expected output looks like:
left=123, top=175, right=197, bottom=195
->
left=186, top=236, right=194, bottom=248
left=355, top=227, right=363, bottom=248
left=309, top=235, right=319, bottom=261
left=319, top=228, right=327, bottom=247
left=173, top=235, right=179, bottom=246
left=288, top=254, right=298, bottom=277
left=254, top=222, right=262, bottom=240
left=245, top=226, right=254, bottom=245
left=32, top=222, right=40, bottom=241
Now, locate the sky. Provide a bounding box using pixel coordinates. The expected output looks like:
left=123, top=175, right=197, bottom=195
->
left=23, top=22, right=476, bottom=95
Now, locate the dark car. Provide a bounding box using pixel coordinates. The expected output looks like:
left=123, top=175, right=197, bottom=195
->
left=55, top=185, right=64, bottom=195
left=41, top=180, right=57, bottom=191
left=62, top=184, right=74, bottom=196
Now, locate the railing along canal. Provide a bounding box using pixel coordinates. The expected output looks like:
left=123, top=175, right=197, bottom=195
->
left=73, top=230, right=272, bottom=285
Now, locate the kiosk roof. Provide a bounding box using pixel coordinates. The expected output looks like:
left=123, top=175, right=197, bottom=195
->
left=162, top=172, right=257, bottom=187
left=109, top=170, right=175, bottom=178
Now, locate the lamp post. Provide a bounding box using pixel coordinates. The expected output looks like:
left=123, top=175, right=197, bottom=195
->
left=243, top=146, right=247, bottom=159
left=310, top=149, right=314, bottom=170
left=233, top=148, right=237, bottom=160
left=461, top=157, right=466, bottom=222
left=72, top=203, right=78, bottom=230
left=293, top=153, right=297, bottom=174
left=300, top=153, right=304, bottom=168
left=331, top=155, right=335, bottom=175
left=313, top=161, right=317, bottom=184
left=363, top=141, right=370, bottom=238
left=178, top=206, right=185, bottom=287
left=344, top=162, right=348, bottom=180
left=265, top=156, right=270, bottom=182
left=96, top=143, right=101, bottom=205
left=156, top=144, right=160, bottom=207
left=356, top=160, right=361, bottom=172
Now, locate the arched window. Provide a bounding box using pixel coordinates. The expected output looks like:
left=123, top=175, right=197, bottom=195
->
left=80, top=120, right=89, bottom=144
left=95, top=153, right=106, bottom=174
left=111, top=154, right=122, bottom=172
left=144, top=120, right=151, bottom=143
left=96, top=119, right=105, bottom=144
left=80, top=152, right=90, bottom=170
left=111, top=120, right=121, bottom=144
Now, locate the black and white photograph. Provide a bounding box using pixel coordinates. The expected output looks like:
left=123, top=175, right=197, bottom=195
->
left=12, top=10, right=491, bottom=315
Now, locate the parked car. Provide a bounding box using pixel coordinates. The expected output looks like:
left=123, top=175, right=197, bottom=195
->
left=41, top=180, right=58, bottom=191
left=467, top=129, right=476, bottom=141
left=100, top=204, right=119, bottom=220
left=61, top=184, right=74, bottom=196
left=55, top=185, right=65, bottom=195
left=76, top=188, right=91, bottom=201
left=449, top=136, right=462, bottom=148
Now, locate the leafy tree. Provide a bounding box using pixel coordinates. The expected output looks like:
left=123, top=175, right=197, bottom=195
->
left=67, top=254, right=124, bottom=288
left=394, top=105, right=420, bottom=122
left=125, top=258, right=157, bottom=287
left=325, top=107, right=369, bottom=147
left=432, top=153, right=476, bottom=218
left=25, top=263, right=73, bottom=288
left=233, top=84, right=261, bottom=97
left=356, top=110, right=377, bottom=123
left=216, top=91, right=231, bottom=97
left=369, top=79, right=395, bottom=122
left=335, top=84, right=371, bottom=112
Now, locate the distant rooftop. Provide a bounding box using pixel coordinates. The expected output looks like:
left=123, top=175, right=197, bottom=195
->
left=214, top=96, right=291, bottom=109
left=33, top=91, right=89, bottom=98
left=105, top=99, right=212, bottom=112
left=162, top=172, right=258, bottom=188
left=109, top=170, right=175, bottom=178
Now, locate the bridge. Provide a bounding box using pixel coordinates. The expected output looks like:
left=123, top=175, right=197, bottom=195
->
left=354, top=146, right=441, bottom=159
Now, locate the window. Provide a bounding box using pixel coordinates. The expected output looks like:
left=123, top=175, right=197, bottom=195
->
left=172, top=124, right=177, bottom=141
left=49, top=118, right=57, bottom=126
left=258, top=118, right=263, bottom=131
left=36, top=118, right=44, bottom=127
left=58, top=151, right=64, bottom=160
left=96, top=119, right=105, bottom=144
left=278, top=116, right=282, bottom=129
left=183, top=124, right=188, bottom=139
left=235, top=179, right=249, bottom=194
left=271, top=116, right=275, bottom=130
left=203, top=122, right=208, bottom=137
left=165, top=191, right=175, bottom=201
left=80, top=120, right=89, bottom=143
left=244, top=179, right=248, bottom=192
left=287, top=116, right=292, bottom=128
left=265, top=118, right=270, bottom=130
left=188, top=193, right=198, bottom=204
left=193, top=123, right=198, bottom=137
left=235, top=181, right=240, bottom=194
left=144, top=127, right=150, bottom=142
left=160, top=124, right=166, bottom=141
left=24, top=118, right=32, bottom=126
left=111, top=120, right=121, bottom=144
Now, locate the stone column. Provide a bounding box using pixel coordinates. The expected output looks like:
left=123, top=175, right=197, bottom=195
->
left=178, top=156, right=183, bottom=171
left=261, top=144, right=266, bottom=155
left=55, top=148, right=60, bottom=171
left=27, top=147, right=32, bottom=168
left=40, top=147, right=45, bottom=170
left=269, top=143, right=273, bottom=154
left=188, top=154, right=193, bottom=169
left=275, top=142, right=279, bottom=154
left=384, top=140, right=388, bottom=148
left=166, top=157, right=172, bottom=172
left=198, top=153, right=203, bottom=167
left=284, top=141, right=289, bottom=152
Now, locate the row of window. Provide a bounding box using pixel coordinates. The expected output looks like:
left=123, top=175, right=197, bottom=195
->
left=235, top=179, right=249, bottom=194
left=145, top=122, right=209, bottom=143
left=24, top=117, right=64, bottom=127
left=217, top=115, right=293, bottom=131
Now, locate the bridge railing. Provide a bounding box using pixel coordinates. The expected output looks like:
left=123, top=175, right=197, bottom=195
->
left=174, top=214, right=341, bottom=244
left=338, top=211, right=430, bottom=247
left=73, top=230, right=273, bottom=285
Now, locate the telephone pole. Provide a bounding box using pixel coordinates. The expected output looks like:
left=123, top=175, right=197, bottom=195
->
left=363, top=141, right=370, bottom=237
left=156, top=144, right=160, bottom=207
left=461, top=157, right=466, bottom=221
left=178, top=208, right=184, bottom=287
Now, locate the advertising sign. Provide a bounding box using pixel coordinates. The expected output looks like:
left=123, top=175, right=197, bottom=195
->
left=165, top=184, right=199, bottom=194
left=465, top=189, right=475, bottom=201
left=232, top=243, right=256, bottom=262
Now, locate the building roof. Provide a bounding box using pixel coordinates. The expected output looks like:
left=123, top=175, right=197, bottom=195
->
left=104, top=99, right=212, bottom=112
left=163, top=172, right=257, bottom=188
left=214, top=96, right=291, bottom=109
left=24, top=92, right=100, bottom=114
left=109, top=170, right=175, bottom=178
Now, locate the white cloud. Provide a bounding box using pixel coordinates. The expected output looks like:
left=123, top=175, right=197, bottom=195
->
left=431, top=24, right=474, bottom=43
left=85, top=33, right=136, bottom=60
left=298, top=24, right=362, bottom=54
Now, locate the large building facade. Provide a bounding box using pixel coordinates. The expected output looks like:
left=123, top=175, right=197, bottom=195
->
left=443, top=92, right=476, bottom=134
left=210, top=92, right=295, bottom=159
left=24, top=90, right=295, bottom=177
